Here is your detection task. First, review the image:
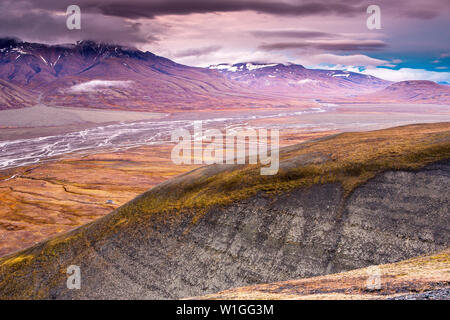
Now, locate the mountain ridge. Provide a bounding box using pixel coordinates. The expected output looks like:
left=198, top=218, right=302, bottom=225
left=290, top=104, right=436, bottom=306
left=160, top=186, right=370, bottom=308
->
left=0, top=38, right=448, bottom=110
left=208, top=61, right=390, bottom=97
left=347, top=80, right=450, bottom=104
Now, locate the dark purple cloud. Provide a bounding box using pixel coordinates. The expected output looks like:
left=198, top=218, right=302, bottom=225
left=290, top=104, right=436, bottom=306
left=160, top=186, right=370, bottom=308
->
left=405, top=9, right=440, bottom=19
left=259, top=40, right=387, bottom=51
left=0, top=1, right=159, bottom=45
left=251, top=30, right=338, bottom=39
left=174, top=45, right=222, bottom=58
left=25, top=0, right=447, bottom=20
left=0, top=0, right=447, bottom=48
left=33, top=0, right=364, bottom=19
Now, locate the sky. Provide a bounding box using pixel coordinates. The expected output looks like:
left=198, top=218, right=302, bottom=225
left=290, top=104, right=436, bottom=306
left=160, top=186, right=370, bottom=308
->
left=1, top=0, right=449, bottom=82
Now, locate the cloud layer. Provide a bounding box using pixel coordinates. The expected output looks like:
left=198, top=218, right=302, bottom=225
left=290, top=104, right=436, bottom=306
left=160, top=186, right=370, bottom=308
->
left=0, top=0, right=448, bottom=82
left=361, top=68, right=450, bottom=83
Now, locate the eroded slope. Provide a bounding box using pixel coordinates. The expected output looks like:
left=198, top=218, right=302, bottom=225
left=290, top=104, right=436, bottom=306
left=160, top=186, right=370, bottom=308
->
left=195, top=249, right=450, bottom=300
left=0, top=123, right=449, bottom=299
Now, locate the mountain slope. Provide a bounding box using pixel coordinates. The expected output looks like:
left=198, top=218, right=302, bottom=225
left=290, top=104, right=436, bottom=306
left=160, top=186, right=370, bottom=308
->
left=0, top=122, right=449, bottom=299
left=0, top=39, right=264, bottom=111
left=0, top=80, right=36, bottom=111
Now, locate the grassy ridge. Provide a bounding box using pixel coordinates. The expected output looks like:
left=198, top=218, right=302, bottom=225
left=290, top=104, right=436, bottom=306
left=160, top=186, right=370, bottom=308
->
left=114, top=122, right=450, bottom=225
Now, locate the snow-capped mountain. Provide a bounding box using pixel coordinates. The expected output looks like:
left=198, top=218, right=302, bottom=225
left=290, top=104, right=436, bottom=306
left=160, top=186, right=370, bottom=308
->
left=209, top=62, right=283, bottom=72
left=208, top=62, right=391, bottom=97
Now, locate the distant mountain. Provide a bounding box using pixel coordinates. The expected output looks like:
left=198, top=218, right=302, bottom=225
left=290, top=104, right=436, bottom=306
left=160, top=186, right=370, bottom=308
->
left=195, top=248, right=450, bottom=299
left=209, top=62, right=391, bottom=97
left=0, top=39, right=447, bottom=111
left=357, top=80, right=450, bottom=104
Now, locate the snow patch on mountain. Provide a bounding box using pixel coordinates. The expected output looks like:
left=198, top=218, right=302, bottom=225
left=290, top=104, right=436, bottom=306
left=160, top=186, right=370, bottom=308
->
left=209, top=62, right=281, bottom=72
left=245, top=63, right=278, bottom=71
left=331, top=72, right=350, bottom=78
left=11, top=48, right=30, bottom=55
left=297, top=79, right=321, bottom=85
left=209, top=64, right=238, bottom=72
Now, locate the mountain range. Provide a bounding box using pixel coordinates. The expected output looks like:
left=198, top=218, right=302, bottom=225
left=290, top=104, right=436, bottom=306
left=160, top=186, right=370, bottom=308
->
left=209, top=62, right=390, bottom=97
left=1, top=38, right=448, bottom=111
left=359, top=80, right=450, bottom=104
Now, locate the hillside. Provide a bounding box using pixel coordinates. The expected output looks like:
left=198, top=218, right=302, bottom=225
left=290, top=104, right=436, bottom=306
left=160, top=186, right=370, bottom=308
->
left=209, top=62, right=390, bottom=97
left=0, top=80, right=36, bottom=111
left=0, top=122, right=449, bottom=299
left=195, top=249, right=450, bottom=300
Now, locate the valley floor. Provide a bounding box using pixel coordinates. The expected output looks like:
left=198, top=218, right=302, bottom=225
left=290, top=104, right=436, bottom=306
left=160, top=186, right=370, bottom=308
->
left=0, top=105, right=166, bottom=129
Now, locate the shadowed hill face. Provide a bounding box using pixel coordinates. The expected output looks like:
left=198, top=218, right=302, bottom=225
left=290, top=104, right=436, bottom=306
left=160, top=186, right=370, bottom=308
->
left=0, top=80, right=36, bottom=110
left=0, top=123, right=449, bottom=299
left=194, top=249, right=450, bottom=300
